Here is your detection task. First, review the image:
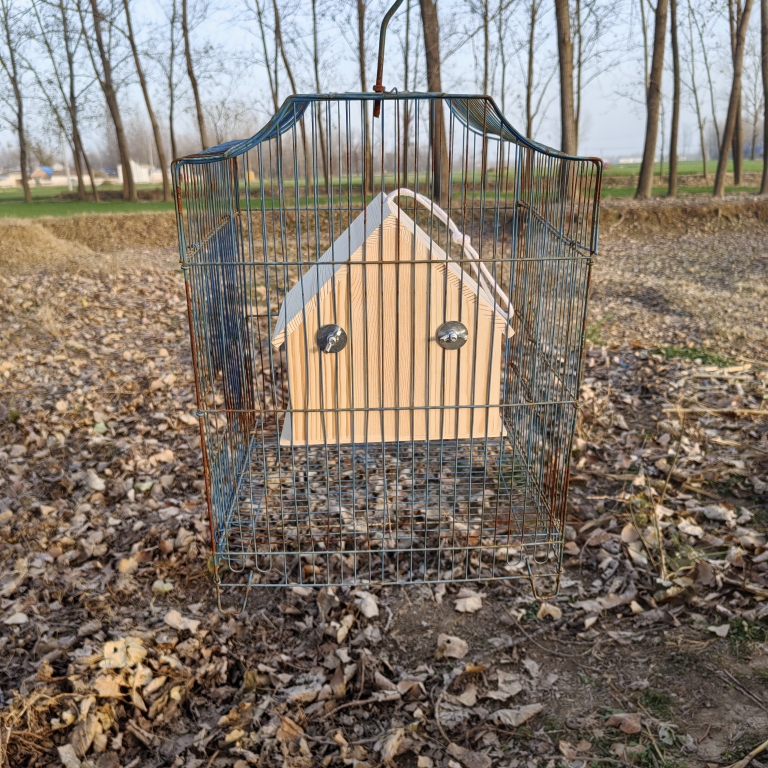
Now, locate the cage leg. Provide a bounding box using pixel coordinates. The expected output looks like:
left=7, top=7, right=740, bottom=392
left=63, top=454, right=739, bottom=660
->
left=525, top=558, right=562, bottom=601
left=216, top=570, right=254, bottom=615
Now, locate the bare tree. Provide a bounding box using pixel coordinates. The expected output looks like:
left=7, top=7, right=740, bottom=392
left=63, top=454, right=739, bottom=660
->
left=168, top=0, right=179, bottom=160
left=354, top=0, right=373, bottom=193
left=28, top=0, right=100, bottom=200
left=182, top=0, right=208, bottom=149
left=554, top=0, right=576, bottom=153
left=247, top=0, right=279, bottom=112
left=515, top=0, right=556, bottom=138
left=714, top=0, right=754, bottom=197
left=572, top=0, right=623, bottom=151
left=729, top=0, right=744, bottom=184
left=496, top=0, right=506, bottom=113
left=761, top=0, right=768, bottom=193
left=685, top=0, right=708, bottom=180
left=311, top=0, right=329, bottom=191
left=122, top=0, right=171, bottom=200
left=419, top=0, right=449, bottom=202
left=0, top=0, right=32, bottom=202
left=270, top=0, right=310, bottom=177
left=79, top=0, right=136, bottom=201
left=691, top=4, right=721, bottom=150
left=525, top=0, right=539, bottom=136
left=401, top=0, right=412, bottom=179
left=742, top=31, right=763, bottom=160
left=668, top=0, right=680, bottom=196
left=636, top=0, right=668, bottom=199
left=639, top=0, right=649, bottom=95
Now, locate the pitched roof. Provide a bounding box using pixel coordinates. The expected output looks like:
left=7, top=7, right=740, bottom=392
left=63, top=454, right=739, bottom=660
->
left=271, top=192, right=505, bottom=348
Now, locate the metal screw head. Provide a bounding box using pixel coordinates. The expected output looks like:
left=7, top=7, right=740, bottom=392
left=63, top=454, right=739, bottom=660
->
left=436, top=321, right=468, bottom=350
left=317, top=324, right=347, bottom=353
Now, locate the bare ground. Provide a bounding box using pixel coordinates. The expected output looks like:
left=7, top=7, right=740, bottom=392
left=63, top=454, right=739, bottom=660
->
left=0, top=199, right=767, bottom=768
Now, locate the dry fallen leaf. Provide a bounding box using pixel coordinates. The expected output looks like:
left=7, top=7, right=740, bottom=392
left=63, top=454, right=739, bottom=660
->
left=707, top=623, right=730, bottom=637
left=435, top=634, right=469, bottom=660
left=484, top=670, right=523, bottom=700
left=537, top=603, right=562, bottom=621
left=101, top=637, right=147, bottom=669
left=380, top=727, right=406, bottom=762
left=454, top=588, right=483, bottom=613
left=605, top=712, right=642, bottom=734
left=355, top=591, right=379, bottom=618
left=164, top=610, right=201, bottom=633
left=489, top=703, right=543, bottom=727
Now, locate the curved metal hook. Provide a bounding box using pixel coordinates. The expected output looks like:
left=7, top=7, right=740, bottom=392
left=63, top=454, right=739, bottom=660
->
left=373, top=0, right=405, bottom=117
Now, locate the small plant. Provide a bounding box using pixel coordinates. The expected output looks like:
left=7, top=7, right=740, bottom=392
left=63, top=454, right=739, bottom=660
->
left=641, top=688, right=673, bottom=719
left=586, top=314, right=615, bottom=344
left=653, top=345, right=732, bottom=367
left=728, top=619, right=768, bottom=658
left=721, top=733, right=766, bottom=763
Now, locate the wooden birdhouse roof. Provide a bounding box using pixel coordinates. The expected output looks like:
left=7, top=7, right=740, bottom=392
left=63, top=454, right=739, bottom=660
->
left=271, top=192, right=507, bottom=349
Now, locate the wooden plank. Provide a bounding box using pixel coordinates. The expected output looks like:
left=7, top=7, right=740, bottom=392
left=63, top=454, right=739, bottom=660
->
left=279, top=196, right=510, bottom=446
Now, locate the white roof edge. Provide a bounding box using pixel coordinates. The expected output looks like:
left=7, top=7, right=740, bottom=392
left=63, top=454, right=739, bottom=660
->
left=271, top=193, right=506, bottom=348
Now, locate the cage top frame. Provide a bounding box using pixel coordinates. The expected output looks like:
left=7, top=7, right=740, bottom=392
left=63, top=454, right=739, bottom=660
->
left=171, top=92, right=604, bottom=170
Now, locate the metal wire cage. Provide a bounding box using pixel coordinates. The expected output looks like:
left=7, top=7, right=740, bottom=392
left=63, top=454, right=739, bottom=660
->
left=173, top=92, right=601, bottom=605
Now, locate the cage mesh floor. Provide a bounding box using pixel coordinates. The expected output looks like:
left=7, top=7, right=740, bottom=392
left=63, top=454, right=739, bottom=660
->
left=216, top=435, right=562, bottom=586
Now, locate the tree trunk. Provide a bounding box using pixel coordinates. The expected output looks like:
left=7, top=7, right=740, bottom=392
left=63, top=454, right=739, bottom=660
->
left=687, top=0, right=707, bottom=180
left=761, top=0, right=768, bottom=193
left=311, top=0, right=329, bottom=192
left=0, top=0, right=32, bottom=203
left=182, top=0, right=208, bottom=150
left=16, top=100, right=31, bottom=203
left=497, top=0, right=506, bottom=113
left=77, top=129, right=100, bottom=201
left=419, top=0, right=449, bottom=204
left=730, top=0, right=744, bottom=185
left=402, top=0, right=411, bottom=181
left=89, top=0, right=136, bottom=201
left=668, top=0, right=680, bottom=196
left=692, top=12, right=721, bottom=151
left=526, top=0, right=537, bottom=136
left=123, top=0, right=171, bottom=201
left=733, top=93, right=743, bottom=183
left=636, top=0, right=669, bottom=199
left=355, top=0, right=373, bottom=194
left=168, top=0, right=178, bottom=161
left=575, top=0, right=582, bottom=150
left=554, top=0, right=576, bottom=154
left=272, top=0, right=309, bottom=179
left=254, top=0, right=277, bottom=112
left=751, top=113, right=758, bottom=159
left=714, top=0, right=754, bottom=197
left=640, top=0, right=649, bottom=97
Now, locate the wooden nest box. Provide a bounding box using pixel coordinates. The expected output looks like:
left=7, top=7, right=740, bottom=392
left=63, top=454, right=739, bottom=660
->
left=271, top=193, right=510, bottom=446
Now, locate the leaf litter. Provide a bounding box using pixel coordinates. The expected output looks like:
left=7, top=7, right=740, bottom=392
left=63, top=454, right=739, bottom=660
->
left=0, top=201, right=767, bottom=766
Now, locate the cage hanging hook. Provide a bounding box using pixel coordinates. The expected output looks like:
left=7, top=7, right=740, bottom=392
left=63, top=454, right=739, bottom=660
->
left=373, top=0, right=405, bottom=118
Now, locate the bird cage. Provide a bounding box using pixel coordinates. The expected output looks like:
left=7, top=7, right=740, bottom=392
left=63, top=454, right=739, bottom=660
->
left=173, top=50, right=601, bottom=610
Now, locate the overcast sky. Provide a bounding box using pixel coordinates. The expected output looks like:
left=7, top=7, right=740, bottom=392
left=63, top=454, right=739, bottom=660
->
left=0, top=0, right=752, bottom=166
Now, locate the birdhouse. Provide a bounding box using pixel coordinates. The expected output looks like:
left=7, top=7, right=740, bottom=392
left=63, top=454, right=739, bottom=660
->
left=271, top=193, right=510, bottom=446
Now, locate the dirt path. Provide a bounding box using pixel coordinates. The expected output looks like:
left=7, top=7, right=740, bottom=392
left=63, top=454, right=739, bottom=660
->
left=0, top=205, right=766, bottom=768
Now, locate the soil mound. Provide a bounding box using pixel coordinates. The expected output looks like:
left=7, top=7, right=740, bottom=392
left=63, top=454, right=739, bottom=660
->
left=41, top=211, right=177, bottom=251
left=601, top=195, right=768, bottom=238
left=0, top=218, right=94, bottom=272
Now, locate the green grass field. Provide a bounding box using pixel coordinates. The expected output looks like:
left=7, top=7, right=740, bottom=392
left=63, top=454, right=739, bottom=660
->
left=602, top=159, right=764, bottom=176
left=601, top=184, right=761, bottom=198
left=1, top=160, right=765, bottom=218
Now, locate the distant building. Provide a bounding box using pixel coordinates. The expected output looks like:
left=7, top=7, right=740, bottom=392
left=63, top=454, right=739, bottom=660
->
left=0, top=171, right=22, bottom=188
left=117, top=159, right=166, bottom=185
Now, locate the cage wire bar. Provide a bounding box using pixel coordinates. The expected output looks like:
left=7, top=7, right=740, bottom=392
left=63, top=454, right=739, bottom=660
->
left=172, top=93, right=601, bottom=607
